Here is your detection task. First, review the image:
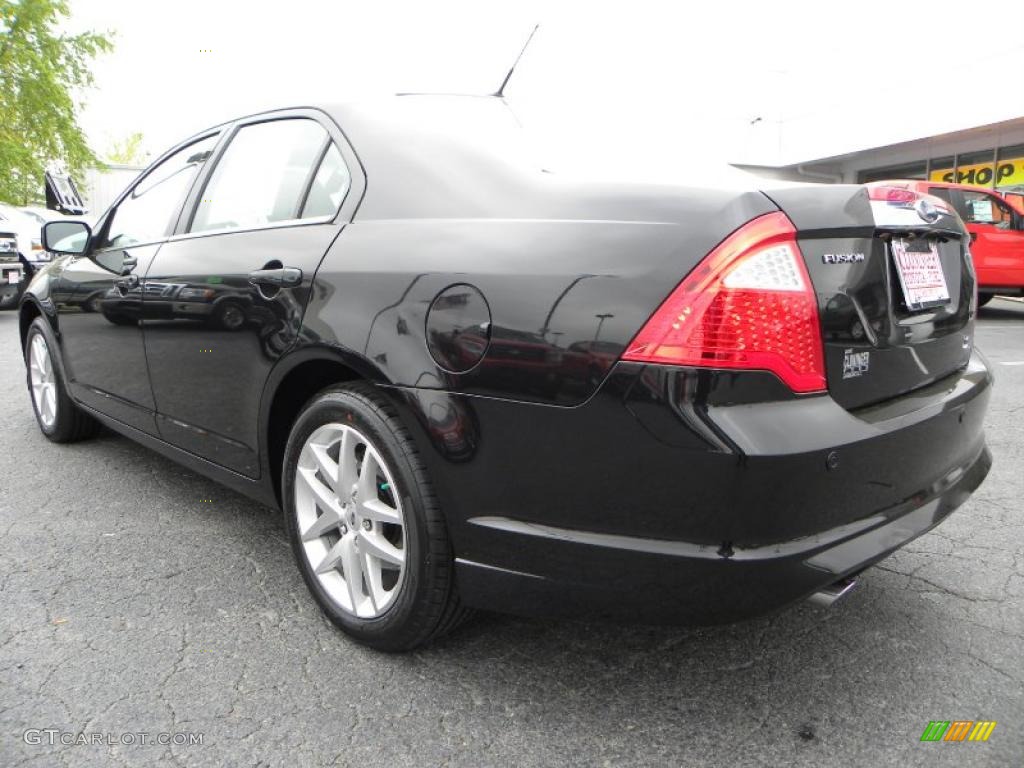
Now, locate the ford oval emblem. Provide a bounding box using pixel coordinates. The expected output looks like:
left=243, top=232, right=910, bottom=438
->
left=915, top=198, right=941, bottom=224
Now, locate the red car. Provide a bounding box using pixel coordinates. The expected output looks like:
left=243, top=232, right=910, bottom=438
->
left=876, top=180, right=1024, bottom=304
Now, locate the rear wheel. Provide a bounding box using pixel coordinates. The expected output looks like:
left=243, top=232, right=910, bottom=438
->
left=282, top=382, right=469, bottom=650
left=977, top=292, right=995, bottom=307
left=25, top=317, right=99, bottom=442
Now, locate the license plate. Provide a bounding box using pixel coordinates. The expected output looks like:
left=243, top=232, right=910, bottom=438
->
left=6, top=271, right=21, bottom=285
left=891, top=238, right=950, bottom=310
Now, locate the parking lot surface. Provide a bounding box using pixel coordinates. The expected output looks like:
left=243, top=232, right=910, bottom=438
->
left=1, top=300, right=1022, bottom=767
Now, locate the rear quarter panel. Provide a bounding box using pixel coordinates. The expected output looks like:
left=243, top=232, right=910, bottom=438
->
left=299, top=190, right=776, bottom=405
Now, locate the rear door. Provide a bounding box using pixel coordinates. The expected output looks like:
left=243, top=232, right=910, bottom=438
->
left=141, top=111, right=362, bottom=476
left=954, top=188, right=1024, bottom=290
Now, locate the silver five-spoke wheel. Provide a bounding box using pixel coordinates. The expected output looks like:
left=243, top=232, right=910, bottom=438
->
left=29, top=334, right=57, bottom=429
left=294, top=423, right=406, bottom=618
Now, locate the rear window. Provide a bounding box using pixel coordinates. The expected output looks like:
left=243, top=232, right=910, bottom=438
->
left=301, top=144, right=351, bottom=218
left=190, top=119, right=328, bottom=233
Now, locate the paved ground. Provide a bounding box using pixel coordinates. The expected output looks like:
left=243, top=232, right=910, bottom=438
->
left=1, top=300, right=1022, bottom=767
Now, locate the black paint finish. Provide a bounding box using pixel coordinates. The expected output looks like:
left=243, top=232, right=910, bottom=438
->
left=141, top=224, right=339, bottom=475
left=764, top=184, right=975, bottom=410
left=18, top=97, right=993, bottom=626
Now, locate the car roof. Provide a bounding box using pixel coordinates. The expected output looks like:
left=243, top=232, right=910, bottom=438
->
left=326, top=96, right=541, bottom=220
left=0, top=203, right=37, bottom=225
left=168, top=95, right=778, bottom=224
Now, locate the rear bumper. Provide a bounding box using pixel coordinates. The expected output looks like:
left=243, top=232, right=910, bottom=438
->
left=455, top=443, right=989, bottom=623
left=390, top=351, right=993, bottom=624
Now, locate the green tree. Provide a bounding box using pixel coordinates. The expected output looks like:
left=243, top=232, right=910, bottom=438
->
left=0, top=0, right=112, bottom=204
left=106, top=131, right=146, bottom=165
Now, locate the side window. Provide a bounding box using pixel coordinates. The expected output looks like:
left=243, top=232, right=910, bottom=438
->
left=1004, top=192, right=1024, bottom=214
left=190, top=119, right=328, bottom=233
left=103, top=134, right=218, bottom=250
left=301, top=144, right=351, bottom=218
left=961, top=190, right=1013, bottom=227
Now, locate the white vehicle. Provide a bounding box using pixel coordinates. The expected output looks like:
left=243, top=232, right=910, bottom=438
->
left=19, top=206, right=66, bottom=225
left=0, top=203, right=47, bottom=270
left=0, top=230, right=24, bottom=309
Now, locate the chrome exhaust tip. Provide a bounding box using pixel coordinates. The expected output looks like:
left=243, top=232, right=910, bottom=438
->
left=807, top=577, right=857, bottom=608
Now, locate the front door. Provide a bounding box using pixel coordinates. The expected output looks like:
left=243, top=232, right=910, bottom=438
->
left=54, top=244, right=159, bottom=431
left=956, top=188, right=1024, bottom=289
left=142, top=116, right=354, bottom=476
left=52, top=133, right=221, bottom=432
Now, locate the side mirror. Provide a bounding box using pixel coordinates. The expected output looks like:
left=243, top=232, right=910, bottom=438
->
left=42, top=220, right=91, bottom=255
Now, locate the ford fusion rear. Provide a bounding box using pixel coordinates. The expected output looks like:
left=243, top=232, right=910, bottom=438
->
left=20, top=97, right=991, bottom=649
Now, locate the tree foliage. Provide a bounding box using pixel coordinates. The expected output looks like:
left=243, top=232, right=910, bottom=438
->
left=0, top=0, right=112, bottom=204
left=106, top=131, right=146, bottom=165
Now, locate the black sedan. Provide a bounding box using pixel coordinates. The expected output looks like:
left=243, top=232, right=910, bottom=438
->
left=19, top=97, right=992, bottom=650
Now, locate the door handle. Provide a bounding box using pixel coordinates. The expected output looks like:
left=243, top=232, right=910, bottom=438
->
left=248, top=267, right=302, bottom=288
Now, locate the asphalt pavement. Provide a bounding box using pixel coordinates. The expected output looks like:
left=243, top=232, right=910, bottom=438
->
left=1, top=300, right=1022, bottom=767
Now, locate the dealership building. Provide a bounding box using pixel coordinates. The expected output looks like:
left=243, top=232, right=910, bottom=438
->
left=736, top=116, right=1024, bottom=191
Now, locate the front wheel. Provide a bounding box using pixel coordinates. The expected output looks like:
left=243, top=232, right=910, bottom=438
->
left=25, top=317, right=99, bottom=442
left=282, top=382, right=470, bottom=650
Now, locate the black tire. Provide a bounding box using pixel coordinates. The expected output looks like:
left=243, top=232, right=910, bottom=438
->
left=282, top=382, right=471, bottom=651
left=213, top=300, right=246, bottom=331
left=24, top=317, right=100, bottom=442
left=978, top=292, right=995, bottom=307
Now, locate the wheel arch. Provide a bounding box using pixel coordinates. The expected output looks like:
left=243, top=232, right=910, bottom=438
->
left=261, top=346, right=391, bottom=507
left=18, top=297, right=46, bottom=354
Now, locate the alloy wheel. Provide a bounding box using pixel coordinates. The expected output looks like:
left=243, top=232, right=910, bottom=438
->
left=294, top=423, right=407, bottom=618
left=29, top=334, right=57, bottom=428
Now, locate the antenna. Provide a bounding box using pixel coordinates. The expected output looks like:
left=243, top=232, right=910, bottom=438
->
left=494, top=24, right=539, bottom=98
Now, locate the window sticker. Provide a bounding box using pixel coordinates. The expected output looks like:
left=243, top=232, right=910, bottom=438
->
left=969, top=198, right=993, bottom=222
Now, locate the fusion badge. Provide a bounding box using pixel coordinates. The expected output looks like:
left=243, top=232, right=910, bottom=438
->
left=823, top=252, right=865, bottom=265
left=842, top=348, right=870, bottom=379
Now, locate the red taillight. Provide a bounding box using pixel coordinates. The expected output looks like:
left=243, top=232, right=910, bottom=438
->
left=866, top=185, right=917, bottom=204
left=622, top=211, right=826, bottom=393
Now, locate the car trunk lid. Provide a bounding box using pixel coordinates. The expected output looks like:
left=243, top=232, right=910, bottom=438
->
left=762, top=184, right=974, bottom=410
